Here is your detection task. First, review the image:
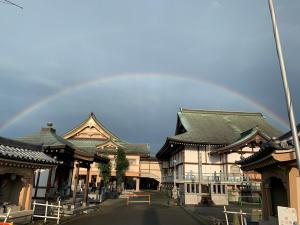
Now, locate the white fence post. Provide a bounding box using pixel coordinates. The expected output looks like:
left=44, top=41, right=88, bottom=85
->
left=44, top=201, right=48, bottom=223
left=57, top=200, right=61, bottom=224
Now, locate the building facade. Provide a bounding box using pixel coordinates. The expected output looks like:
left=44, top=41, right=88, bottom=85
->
left=63, top=113, right=161, bottom=191
left=156, top=108, right=282, bottom=205
left=16, top=122, right=108, bottom=205
left=0, top=136, right=58, bottom=224
left=238, top=124, right=300, bottom=224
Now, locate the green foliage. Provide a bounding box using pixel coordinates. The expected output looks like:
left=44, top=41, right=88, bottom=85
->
left=115, top=148, right=129, bottom=185
left=98, top=154, right=111, bottom=187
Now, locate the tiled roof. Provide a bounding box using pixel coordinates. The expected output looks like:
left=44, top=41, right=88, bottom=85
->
left=0, top=136, right=58, bottom=165
left=237, top=124, right=299, bottom=166
left=16, top=127, right=76, bottom=149
left=168, top=108, right=282, bottom=145
left=68, top=139, right=150, bottom=155
left=215, top=127, right=271, bottom=153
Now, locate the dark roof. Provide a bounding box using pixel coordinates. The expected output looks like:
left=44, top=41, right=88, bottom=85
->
left=215, top=127, right=271, bottom=153
left=168, top=108, right=282, bottom=145
left=16, top=124, right=109, bottom=163
left=278, top=123, right=300, bottom=141
left=238, top=124, right=299, bottom=167
left=0, top=136, right=58, bottom=165
left=157, top=108, right=282, bottom=159
left=68, top=139, right=150, bottom=155
left=16, top=125, right=76, bottom=150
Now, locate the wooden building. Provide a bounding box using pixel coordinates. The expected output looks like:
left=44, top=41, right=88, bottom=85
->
left=63, top=112, right=161, bottom=191
left=156, top=108, right=281, bottom=205
left=238, top=124, right=300, bottom=224
left=0, top=136, right=58, bottom=223
left=16, top=122, right=108, bottom=205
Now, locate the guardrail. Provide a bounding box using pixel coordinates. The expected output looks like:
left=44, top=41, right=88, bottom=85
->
left=126, top=194, right=151, bottom=206
left=32, top=201, right=62, bottom=224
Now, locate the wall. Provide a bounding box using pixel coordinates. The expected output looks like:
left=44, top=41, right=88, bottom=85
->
left=140, top=159, right=161, bottom=182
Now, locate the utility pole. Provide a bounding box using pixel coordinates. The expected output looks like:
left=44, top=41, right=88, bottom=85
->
left=268, top=0, right=300, bottom=220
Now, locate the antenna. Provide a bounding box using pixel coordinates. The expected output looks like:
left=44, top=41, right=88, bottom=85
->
left=0, top=0, right=23, bottom=9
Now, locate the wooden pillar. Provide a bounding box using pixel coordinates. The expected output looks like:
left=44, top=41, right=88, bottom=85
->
left=83, top=164, right=90, bottom=204
left=263, top=181, right=272, bottom=220
left=19, top=177, right=33, bottom=210
left=288, top=167, right=300, bottom=221
left=296, top=177, right=300, bottom=222
left=24, top=182, right=33, bottom=210
left=72, top=161, right=80, bottom=205
left=135, top=177, right=140, bottom=191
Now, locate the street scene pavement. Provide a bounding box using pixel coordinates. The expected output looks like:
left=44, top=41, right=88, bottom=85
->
left=62, top=191, right=203, bottom=225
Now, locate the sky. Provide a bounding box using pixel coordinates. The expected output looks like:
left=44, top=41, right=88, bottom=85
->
left=0, top=0, right=299, bottom=153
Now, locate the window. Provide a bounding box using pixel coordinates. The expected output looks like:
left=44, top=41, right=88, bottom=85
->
left=187, top=184, right=190, bottom=193
left=196, top=184, right=199, bottom=193
left=191, top=184, right=195, bottom=193
left=128, top=159, right=136, bottom=165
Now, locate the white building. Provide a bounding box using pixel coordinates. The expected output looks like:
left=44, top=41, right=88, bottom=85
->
left=156, top=108, right=282, bottom=205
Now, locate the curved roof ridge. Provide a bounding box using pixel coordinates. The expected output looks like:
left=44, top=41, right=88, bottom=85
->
left=63, top=112, right=120, bottom=140
left=180, top=108, right=264, bottom=116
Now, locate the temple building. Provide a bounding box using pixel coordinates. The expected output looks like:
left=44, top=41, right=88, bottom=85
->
left=63, top=113, right=161, bottom=191
left=238, top=124, right=300, bottom=224
left=16, top=122, right=108, bottom=205
left=156, top=108, right=282, bottom=205
left=0, top=136, right=58, bottom=224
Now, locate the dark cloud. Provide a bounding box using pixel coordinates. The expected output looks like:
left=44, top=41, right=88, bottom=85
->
left=0, top=0, right=299, bottom=153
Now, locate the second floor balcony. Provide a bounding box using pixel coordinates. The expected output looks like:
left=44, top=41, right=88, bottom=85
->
left=162, top=172, right=251, bottom=184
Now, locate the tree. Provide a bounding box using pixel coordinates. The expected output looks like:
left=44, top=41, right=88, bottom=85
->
left=115, top=148, right=129, bottom=192
left=98, top=154, right=111, bottom=188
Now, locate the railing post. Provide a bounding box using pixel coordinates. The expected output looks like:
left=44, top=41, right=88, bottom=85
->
left=32, top=201, right=36, bottom=223
left=44, top=201, right=48, bottom=223
left=57, top=200, right=61, bottom=224
left=224, top=206, right=229, bottom=225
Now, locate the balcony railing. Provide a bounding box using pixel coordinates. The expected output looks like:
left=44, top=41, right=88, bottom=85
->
left=162, top=173, right=250, bottom=184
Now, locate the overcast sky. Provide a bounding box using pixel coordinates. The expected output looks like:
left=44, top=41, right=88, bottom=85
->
left=0, top=0, right=299, bottom=153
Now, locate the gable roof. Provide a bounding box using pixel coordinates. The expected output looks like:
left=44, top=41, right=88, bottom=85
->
left=64, top=112, right=150, bottom=156
left=169, top=108, right=282, bottom=145
left=214, top=127, right=272, bottom=154
left=157, top=108, right=282, bottom=159
left=237, top=123, right=299, bottom=169
left=63, top=112, right=119, bottom=140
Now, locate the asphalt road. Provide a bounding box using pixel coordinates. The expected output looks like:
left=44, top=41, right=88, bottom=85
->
left=63, top=191, right=203, bottom=225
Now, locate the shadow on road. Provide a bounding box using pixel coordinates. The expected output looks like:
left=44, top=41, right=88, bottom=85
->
left=142, top=207, right=161, bottom=225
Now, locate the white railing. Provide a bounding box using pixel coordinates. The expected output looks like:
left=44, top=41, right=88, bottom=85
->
left=32, top=201, right=62, bottom=224
left=0, top=207, right=11, bottom=223
left=162, top=173, right=250, bottom=183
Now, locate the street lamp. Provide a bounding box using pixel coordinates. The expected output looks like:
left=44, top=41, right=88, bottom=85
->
left=268, top=0, right=300, bottom=172
left=268, top=0, right=300, bottom=219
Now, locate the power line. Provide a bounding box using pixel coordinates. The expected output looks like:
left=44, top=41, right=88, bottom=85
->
left=0, top=0, right=23, bottom=9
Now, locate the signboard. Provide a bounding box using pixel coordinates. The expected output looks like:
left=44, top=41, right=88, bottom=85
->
left=278, top=206, right=297, bottom=225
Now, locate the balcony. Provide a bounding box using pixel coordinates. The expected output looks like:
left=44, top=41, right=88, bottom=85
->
left=162, top=173, right=250, bottom=184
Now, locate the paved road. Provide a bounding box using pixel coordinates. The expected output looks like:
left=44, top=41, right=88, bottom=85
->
left=63, top=191, right=202, bottom=225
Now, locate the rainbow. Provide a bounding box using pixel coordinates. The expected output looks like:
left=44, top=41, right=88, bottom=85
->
left=0, top=73, right=289, bottom=132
